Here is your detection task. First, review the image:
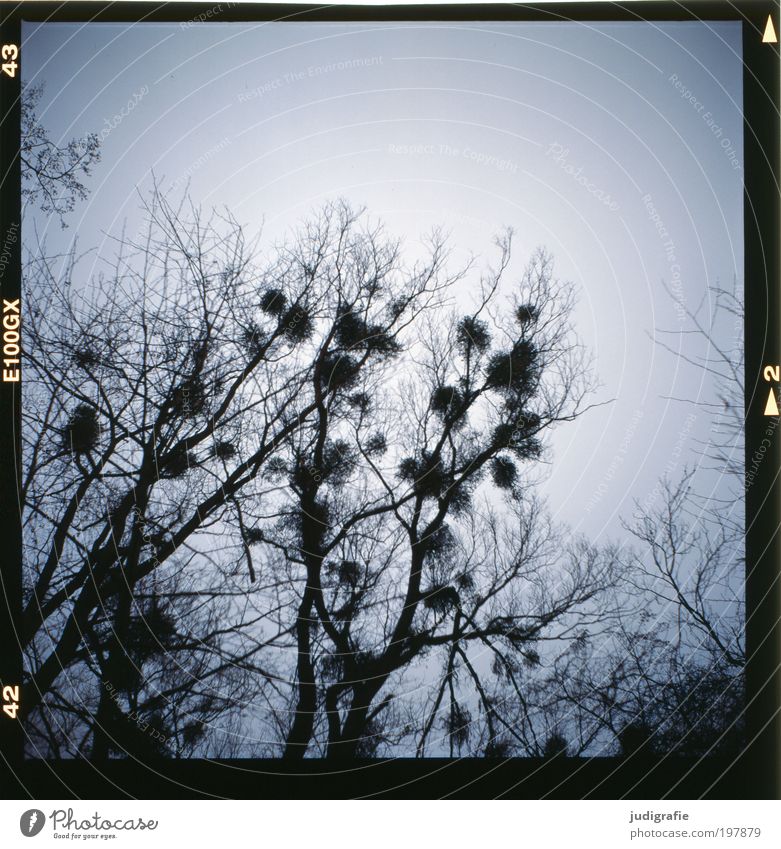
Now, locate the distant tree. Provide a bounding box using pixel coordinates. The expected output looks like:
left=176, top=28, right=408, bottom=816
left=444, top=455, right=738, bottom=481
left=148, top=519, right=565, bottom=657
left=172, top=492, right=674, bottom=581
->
left=553, top=282, right=744, bottom=758
left=532, top=612, right=744, bottom=759
left=622, top=471, right=743, bottom=669
left=610, top=283, right=745, bottom=756
left=479, top=279, right=746, bottom=761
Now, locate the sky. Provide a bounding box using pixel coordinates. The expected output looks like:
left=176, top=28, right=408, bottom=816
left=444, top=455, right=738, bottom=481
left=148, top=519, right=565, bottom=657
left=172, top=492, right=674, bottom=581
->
left=21, top=18, right=744, bottom=545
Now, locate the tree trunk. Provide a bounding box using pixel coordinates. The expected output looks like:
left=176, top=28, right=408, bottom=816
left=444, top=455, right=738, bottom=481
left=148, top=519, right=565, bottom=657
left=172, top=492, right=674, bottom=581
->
left=326, top=681, right=382, bottom=759
left=282, top=589, right=317, bottom=759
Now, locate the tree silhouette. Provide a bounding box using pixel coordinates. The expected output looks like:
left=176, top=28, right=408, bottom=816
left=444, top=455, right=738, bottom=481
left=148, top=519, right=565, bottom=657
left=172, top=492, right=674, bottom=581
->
left=508, top=283, right=746, bottom=760
left=21, top=83, right=101, bottom=227
left=27, top=190, right=725, bottom=761
left=21, top=192, right=471, bottom=755
left=248, top=238, right=616, bottom=758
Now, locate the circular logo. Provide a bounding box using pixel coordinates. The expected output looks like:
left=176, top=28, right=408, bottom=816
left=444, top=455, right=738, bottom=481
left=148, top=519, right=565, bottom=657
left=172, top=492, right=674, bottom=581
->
left=20, top=810, right=46, bottom=837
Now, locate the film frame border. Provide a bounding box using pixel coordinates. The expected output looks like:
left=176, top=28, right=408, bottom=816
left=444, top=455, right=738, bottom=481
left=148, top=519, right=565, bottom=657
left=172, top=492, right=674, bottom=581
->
left=0, top=0, right=777, bottom=800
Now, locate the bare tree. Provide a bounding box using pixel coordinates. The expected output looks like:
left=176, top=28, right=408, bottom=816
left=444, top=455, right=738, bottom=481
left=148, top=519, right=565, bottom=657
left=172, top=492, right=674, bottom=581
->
left=244, top=239, right=616, bottom=758
left=621, top=471, right=743, bottom=669
left=479, top=279, right=746, bottom=761
left=626, top=285, right=744, bottom=657
left=21, top=191, right=460, bottom=756
left=558, top=282, right=745, bottom=757
left=530, top=610, right=744, bottom=758
left=21, top=82, right=101, bottom=228
left=23, top=188, right=622, bottom=760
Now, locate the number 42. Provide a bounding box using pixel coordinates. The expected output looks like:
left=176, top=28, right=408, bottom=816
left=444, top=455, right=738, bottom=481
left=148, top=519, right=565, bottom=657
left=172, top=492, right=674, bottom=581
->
left=2, top=685, right=19, bottom=718
left=2, top=44, right=18, bottom=78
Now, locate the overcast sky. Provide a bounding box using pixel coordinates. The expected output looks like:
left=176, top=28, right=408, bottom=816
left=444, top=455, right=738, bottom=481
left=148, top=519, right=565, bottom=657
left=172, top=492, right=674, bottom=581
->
left=21, top=18, right=744, bottom=543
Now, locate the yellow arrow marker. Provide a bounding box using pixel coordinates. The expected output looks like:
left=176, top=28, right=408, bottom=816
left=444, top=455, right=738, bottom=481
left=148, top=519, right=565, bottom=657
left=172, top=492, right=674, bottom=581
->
left=763, top=15, right=778, bottom=43
left=764, top=387, right=779, bottom=415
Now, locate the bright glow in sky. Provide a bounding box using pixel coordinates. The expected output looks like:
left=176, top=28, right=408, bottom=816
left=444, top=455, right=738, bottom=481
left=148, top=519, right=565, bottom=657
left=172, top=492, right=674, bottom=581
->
left=22, top=19, right=744, bottom=543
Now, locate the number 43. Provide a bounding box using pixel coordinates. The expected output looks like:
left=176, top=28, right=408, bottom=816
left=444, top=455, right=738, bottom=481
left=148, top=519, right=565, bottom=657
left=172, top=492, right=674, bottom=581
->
left=2, top=44, right=18, bottom=78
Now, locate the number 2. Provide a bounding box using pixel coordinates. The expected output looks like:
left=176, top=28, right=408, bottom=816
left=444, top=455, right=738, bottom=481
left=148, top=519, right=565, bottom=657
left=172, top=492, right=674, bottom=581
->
left=3, top=685, right=19, bottom=702
left=764, top=365, right=780, bottom=382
